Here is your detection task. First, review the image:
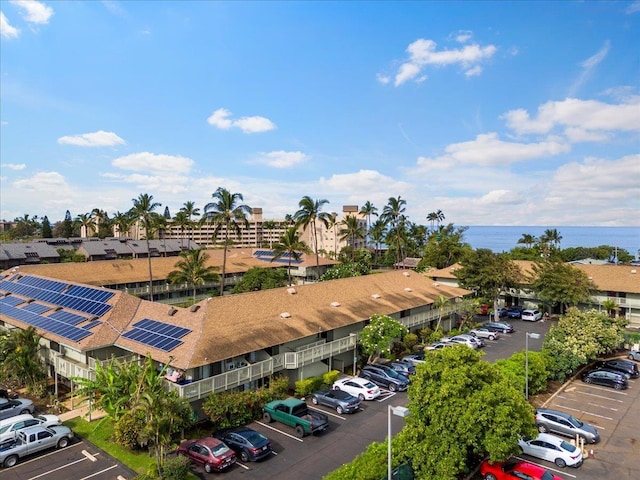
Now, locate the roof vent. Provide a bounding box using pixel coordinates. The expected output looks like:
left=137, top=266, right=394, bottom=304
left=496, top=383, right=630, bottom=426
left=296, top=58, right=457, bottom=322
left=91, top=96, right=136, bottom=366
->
left=371, top=294, right=381, bottom=299
left=402, top=271, right=410, bottom=277
left=632, top=270, right=637, bottom=274
left=280, top=312, right=291, bottom=319
left=287, top=287, right=297, bottom=295
left=168, top=307, right=178, bottom=316
left=330, top=301, right=341, bottom=307
left=190, top=305, right=200, bottom=313
left=433, top=282, right=440, bottom=287
left=404, top=287, right=412, bottom=292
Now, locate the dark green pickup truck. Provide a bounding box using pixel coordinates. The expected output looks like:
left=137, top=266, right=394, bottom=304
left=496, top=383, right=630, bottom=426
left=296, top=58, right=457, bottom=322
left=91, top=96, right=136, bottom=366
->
left=262, top=398, right=329, bottom=438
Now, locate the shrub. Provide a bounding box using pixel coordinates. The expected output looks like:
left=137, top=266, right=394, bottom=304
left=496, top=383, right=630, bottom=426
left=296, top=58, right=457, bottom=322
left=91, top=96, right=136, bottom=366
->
left=322, top=370, right=340, bottom=386
left=161, top=455, right=192, bottom=480
left=113, top=411, right=146, bottom=450
left=295, top=377, right=322, bottom=397
left=403, top=332, right=419, bottom=351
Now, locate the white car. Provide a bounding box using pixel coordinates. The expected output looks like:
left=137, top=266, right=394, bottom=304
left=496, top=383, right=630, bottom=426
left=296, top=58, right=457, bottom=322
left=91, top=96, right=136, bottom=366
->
left=522, top=309, right=543, bottom=322
left=0, top=414, right=62, bottom=444
left=468, top=326, right=500, bottom=341
left=447, top=335, right=479, bottom=349
left=332, top=377, right=381, bottom=401
left=518, top=432, right=583, bottom=468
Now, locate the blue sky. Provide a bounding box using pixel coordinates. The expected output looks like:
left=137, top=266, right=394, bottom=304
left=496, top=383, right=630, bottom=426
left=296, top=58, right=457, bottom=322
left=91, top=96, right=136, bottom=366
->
left=1, top=0, right=639, bottom=227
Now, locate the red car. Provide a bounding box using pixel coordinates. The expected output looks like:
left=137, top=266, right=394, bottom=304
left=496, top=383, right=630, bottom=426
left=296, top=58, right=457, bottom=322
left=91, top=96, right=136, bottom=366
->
left=177, top=437, right=236, bottom=473
left=480, top=459, right=565, bottom=480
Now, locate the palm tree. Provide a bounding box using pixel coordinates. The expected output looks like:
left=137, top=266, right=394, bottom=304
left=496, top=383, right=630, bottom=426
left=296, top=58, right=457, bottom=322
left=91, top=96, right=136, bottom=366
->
left=180, top=201, right=200, bottom=243
left=204, top=187, right=251, bottom=297
left=262, top=220, right=277, bottom=248
left=76, top=212, right=96, bottom=238
left=426, top=211, right=438, bottom=232
left=380, top=196, right=407, bottom=265
left=167, top=248, right=220, bottom=303
left=0, top=326, right=46, bottom=394
left=359, top=201, right=378, bottom=248
left=339, top=215, right=366, bottom=260
left=433, top=294, right=449, bottom=332
left=369, top=219, right=388, bottom=266
left=112, top=211, right=134, bottom=238
left=173, top=211, right=190, bottom=248
left=517, top=233, right=537, bottom=249
left=326, top=213, right=339, bottom=259
left=436, top=209, right=445, bottom=228
left=271, top=227, right=311, bottom=285
left=541, top=228, right=562, bottom=249
left=130, top=193, right=162, bottom=301
left=294, top=196, right=331, bottom=280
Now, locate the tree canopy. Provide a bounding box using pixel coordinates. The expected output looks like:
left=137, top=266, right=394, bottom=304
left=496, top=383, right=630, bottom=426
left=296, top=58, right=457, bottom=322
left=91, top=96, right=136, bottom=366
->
left=358, top=314, right=409, bottom=363
left=232, top=267, right=288, bottom=293
left=529, top=260, right=595, bottom=312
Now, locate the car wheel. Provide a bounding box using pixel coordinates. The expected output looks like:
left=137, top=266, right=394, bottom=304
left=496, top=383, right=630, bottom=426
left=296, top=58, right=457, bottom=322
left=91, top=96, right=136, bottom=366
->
left=204, top=463, right=213, bottom=473
left=334, top=385, right=341, bottom=390
left=537, top=424, right=549, bottom=433
left=629, top=354, right=635, bottom=360
left=311, top=396, right=319, bottom=405
left=615, top=383, right=622, bottom=390
left=584, top=377, right=592, bottom=384
left=388, top=382, right=397, bottom=392
left=555, top=458, right=567, bottom=468
left=489, top=335, right=495, bottom=341
left=484, top=474, right=498, bottom=480
left=295, top=425, right=306, bottom=438
left=20, top=409, right=30, bottom=415
left=263, top=412, right=272, bottom=423
left=336, top=405, right=344, bottom=415
left=358, top=393, right=365, bottom=401
left=57, top=437, right=70, bottom=448
left=240, top=450, right=250, bottom=462
left=4, top=455, right=19, bottom=468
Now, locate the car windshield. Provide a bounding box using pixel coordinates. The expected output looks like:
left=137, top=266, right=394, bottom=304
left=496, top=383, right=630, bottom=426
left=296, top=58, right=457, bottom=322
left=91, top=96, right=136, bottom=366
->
left=243, top=431, right=266, bottom=444
left=363, top=381, right=376, bottom=389
left=211, top=443, right=231, bottom=456
left=541, top=472, right=555, bottom=480
left=560, top=440, right=576, bottom=452
left=385, top=369, right=400, bottom=378
left=567, top=415, right=583, bottom=427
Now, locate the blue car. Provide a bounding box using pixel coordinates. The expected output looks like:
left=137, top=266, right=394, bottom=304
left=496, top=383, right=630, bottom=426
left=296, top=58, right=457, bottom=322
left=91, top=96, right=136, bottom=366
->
left=213, top=427, right=272, bottom=462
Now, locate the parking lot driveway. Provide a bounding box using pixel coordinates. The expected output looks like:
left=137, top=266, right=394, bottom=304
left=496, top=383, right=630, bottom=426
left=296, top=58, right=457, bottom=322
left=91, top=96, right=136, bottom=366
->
left=543, top=365, right=640, bottom=480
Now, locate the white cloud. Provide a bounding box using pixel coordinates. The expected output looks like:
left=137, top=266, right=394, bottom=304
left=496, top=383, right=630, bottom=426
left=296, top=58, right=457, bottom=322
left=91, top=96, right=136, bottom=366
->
left=568, top=41, right=610, bottom=97
left=502, top=97, right=640, bottom=136
left=464, top=65, right=482, bottom=77
left=10, top=0, right=53, bottom=24
left=626, top=1, right=640, bottom=14
left=414, top=132, right=570, bottom=172
left=319, top=170, right=413, bottom=208
left=453, top=30, right=473, bottom=43
left=376, top=73, right=390, bottom=85
left=1, top=12, right=20, bottom=38
left=1, top=163, right=26, bottom=170
left=390, top=38, right=497, bottom=86
left=252, top=151, right=308, bottom=168
left=102, top=0, right=126, bottom=16
left=111, top=152, right=194, bottom=175
left=57, top=130, right=126, bottom=147
left=207, top=108, right=276, bottom=133
left=13, top=171, right=67, bottom=190
left=477, top=189, right=525, bottom=206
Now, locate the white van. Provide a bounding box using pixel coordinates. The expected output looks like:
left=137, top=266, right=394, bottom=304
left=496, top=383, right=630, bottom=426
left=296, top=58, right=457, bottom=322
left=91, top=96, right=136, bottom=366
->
left=0, top=413, right=62, bottom=444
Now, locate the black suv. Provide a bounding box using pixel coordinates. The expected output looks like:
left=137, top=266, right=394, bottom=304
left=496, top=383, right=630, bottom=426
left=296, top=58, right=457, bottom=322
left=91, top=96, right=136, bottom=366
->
left=581, top=368, right=628, bottom=390
left=360, top=364, right=409, bottom=392
left=594, top=359, right=639, bottom=379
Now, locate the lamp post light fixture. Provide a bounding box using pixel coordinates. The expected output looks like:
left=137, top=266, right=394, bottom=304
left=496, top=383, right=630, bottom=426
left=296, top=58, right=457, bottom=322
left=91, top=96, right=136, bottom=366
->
left=388, top=405, right=410, bottom=480
left=525, top=332, right=541, bottom=399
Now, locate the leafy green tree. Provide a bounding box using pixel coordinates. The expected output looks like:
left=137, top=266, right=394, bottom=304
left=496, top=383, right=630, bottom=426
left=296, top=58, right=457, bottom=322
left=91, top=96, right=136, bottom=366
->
left=542, top=307, right=626, bottom=380
left=368, top=218, right=388, bottom=266
left=271, top=227, right=312, bottom=285
left=394, top=347, right=537, bottom=480
left=517, top=233, right=537, bottom=248
left=0, top=326, right=47, bottom=395
left=232, top=267, right=288, bottom=293
left=339, top=215, right=366, bottom=260
left=130, top=193, right=162, bottom=301
left=172, top=210, right=190, bottom=248
left=495, top=350, right=548, bottom=396
left=179, top=200, right=201, bottom=243
left=53, top=210, right=74, bottom=238
left=529, top=260, right=595, bottom=313
left=10, top=214, right=40, bottom=239
left=419, top=223, right=472, bottom=269
left=204, top=187, right=251, bottom=297
left=76, top=212, right=96, bottom=238
left=112, top=210, right=134, bottom=238
left=359, top=200, right=378, bottom=248
left=294, top=196, right=331, bottom=279
left=167, top=248, right=220, bottom=303
left=380, top=196, right=407, bottom=265
left=359, top=314, right=409, bottom=363
left=41, top=215, right=53, bottom=238
left=433, top=294, right=450, bottom=332
left=320, top=262, right=364, bottom=281
left=454, top=249, right=520, bottom=321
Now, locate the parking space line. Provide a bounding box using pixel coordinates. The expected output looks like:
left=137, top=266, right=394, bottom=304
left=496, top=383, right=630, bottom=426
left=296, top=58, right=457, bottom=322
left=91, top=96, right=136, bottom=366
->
left=514, top=456, right=577, bottom=478
left=76, top=465, right=119, bottom=480
left=235, top=462, right=250, bottom=470
left=27, top=453, right=101, bottom=480
left=254, top=421, right=304, bottom=442
left=552, top=403, right=613, bottom=421
left=376, top=392, right=397, bottom=403
left=17, top=441, right=85, bottom=469
left=556, top=395, right=619, bottom=412
left=307, top=405, right=346, bottom=420
left=574, top=389, right=626, bottom=401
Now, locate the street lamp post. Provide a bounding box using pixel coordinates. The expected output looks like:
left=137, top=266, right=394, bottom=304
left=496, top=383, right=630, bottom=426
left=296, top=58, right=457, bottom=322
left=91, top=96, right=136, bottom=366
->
left=525, top=332, right=541, bottom=399
left=388, top=405, right=410, bottom=480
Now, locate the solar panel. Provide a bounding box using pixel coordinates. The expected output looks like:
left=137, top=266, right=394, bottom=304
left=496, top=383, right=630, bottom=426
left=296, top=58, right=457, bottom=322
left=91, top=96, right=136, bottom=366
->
left=121, top=318, right=191, bottom=352
left=22, top=303, right=51, bottom=314
left=49, top=310, right=87, bottom=325
left=82, top=320, right=102, bottom=330
left=0, top=303, right=93, bottom=342
left=19, top=275, right=68, bottom=292
left=65, top=285, right=114, bottom=303
left=132, top=318, right=191, bottom=338
left=0, top=295, right=25, bottom=307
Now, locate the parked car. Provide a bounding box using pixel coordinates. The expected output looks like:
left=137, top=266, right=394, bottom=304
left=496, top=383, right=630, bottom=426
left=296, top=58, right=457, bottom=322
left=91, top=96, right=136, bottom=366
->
left=400, top=352, right=426, bottom=365
left=177, top=436, right=236, bottom=473
left=521, top=309, right=543, bottom=322
left=262, top=398, right=329, bottom=438
left=495, top=307, right=508, bottom=317
left=594, top=359, right=639, bottom=379
left=213, top=427, right=272, bottom=462
left=0, top=414, right=62, bottom=444
left=0, top=425, right=73, bottom=468
left=360, top=364, right=409, bottom=392
left=454, top=333, right=484, bottom=348
left=581, top=368, right=628, bottom=390
left=388, top=361, right=416, bottom=376
left=629, top=349, right=640, bottom=361
left=518, top=432, right=583, bottom=468
left=483, top=321, right=514, bottom=334
left=535, top=408, right=599, bottom=443
left=448, top=335, right=480, bottom=349
left=506, top=306, right=524, bottom=318
left=468, top=326, right=500, bottom=341
left=0, top=398, right=35, bottom=421
left=480, top=459, right=564, bottom=480
left=333, top=377, right=380, bottom=401
left=310, top=389, right=361, bottom=414
left=425, top=341, right=454, bottom=351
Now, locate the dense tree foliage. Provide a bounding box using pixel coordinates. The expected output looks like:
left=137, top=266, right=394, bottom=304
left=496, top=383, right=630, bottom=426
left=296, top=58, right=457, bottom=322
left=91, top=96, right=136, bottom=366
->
left=394, top=347, right=537, bottom=479
left=232, top=267, right=288, bottom=293
left=495, top=350, right=548, bottom=396
left=418, top=223, right=472, bottom=270
left=0, top=326, right=47, bottom=395
left=166, top=248, right=220, bottom=302
left=543, top=307, right=626, bottom=381
left=529, top=260, right=595, bottom=312
left=359, top=314, right=409, bottom=363
left=271, top=226, right=312, bottom=285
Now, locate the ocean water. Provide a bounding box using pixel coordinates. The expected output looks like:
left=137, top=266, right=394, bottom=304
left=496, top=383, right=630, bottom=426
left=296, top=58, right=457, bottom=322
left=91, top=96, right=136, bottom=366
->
left=463, top=226, right=640, bottom=256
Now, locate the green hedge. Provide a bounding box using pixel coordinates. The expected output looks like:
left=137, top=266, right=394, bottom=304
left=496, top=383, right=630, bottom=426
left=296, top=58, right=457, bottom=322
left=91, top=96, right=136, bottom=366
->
left=295, top=370, right=341, bottom=397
